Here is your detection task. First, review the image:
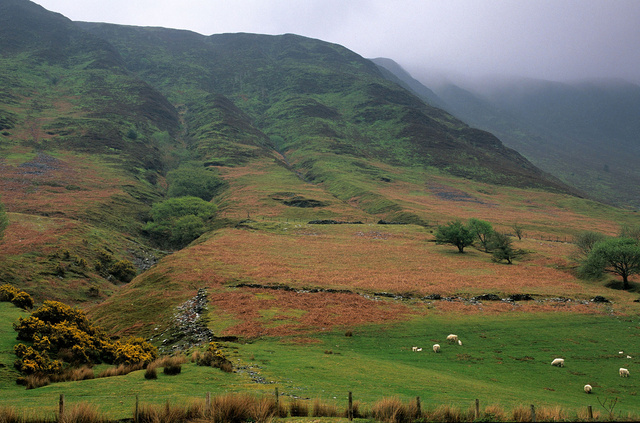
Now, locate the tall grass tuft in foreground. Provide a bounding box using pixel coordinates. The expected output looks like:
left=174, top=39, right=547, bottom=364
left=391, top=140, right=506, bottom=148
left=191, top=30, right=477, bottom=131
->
left=138, top=401, right=188, bottom=423
left=288, top=398, right=308, bottom=417
left=209, top=393, right=255, bottom=423
left=161, top=355, right=185, bottom=376
left=58, top=403, right=106, bottom=423
left=250, top=397, right=279, bottom=423
left=426, top=404, right=469, bottom=422
left=0, top=406, right=25, bottom=423
left=312, top=398, right=340, bottom=417
left=482, top=404, right=508, bottom=421
left=372, top=397, right=410, bottom=423
left=96, top=362, right=144, bottom=378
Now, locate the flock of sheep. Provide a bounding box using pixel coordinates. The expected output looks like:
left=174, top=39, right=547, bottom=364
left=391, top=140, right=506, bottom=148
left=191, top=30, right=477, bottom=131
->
left=552, top=353, right=632, bottom=394
left=411, top=335, right=631, bottom=395
left=411, top=333, right=462, bottom=355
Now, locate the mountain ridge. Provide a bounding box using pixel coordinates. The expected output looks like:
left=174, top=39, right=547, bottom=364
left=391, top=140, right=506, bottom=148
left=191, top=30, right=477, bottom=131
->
left=375, top=58, right=640, bottom=208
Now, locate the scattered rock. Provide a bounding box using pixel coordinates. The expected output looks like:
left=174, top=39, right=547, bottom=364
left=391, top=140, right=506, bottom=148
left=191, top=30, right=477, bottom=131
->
left=424, top=294, right=442, bottom=300
left=506, top=294, right=534, bottom=302
left=473, top=294, right=502, bottom=301
left=159, top=288, right=214, bottom=353
left=591, top=296, right=610, bottom=303
left=308, top=219, right=363, bottom=224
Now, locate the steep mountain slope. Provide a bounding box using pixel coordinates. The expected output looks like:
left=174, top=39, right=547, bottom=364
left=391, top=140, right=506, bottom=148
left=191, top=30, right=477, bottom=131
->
left=376, top=58, right=640, bottom=208
left=0, top=0, right=182, bottom=300
left=78, top=23, right=574, bottom=198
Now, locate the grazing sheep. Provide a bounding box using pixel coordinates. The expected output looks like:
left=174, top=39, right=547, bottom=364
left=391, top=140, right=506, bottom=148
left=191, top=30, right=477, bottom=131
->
left=446, top=334, right=458, bottom=343
left=627, top=355, right=632, bottom=359
left=458, top=339, right=463, bottom=346
left=584, top=384, right=592, bottom=394
left=620, top=368, right=630, bottom=377
left=412, top=346, right=418, bottom=352
left=433, top=344, right=441, bottom=353
left=416, top=348, right=422, bottom=352
left=551, top=358, right=565, bottom=367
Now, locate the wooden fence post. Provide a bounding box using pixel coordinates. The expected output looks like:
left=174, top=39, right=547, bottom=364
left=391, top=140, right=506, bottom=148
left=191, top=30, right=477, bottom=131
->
left=416, top=396, right=421, bottom=418
left=134, top=395, right=139, bottom=423
left=58, top=394, right=65, bottom=420
left=206, top=392, right=211, bottom=417
left=275, top=387, right=279, bottom=411
left=348, top=391, right=353, bottom=421
left=475, top=398, right=480, bottom=419
left=587, top=405, right=593, bottom=420
left=530, top=404, right=536, bottom=422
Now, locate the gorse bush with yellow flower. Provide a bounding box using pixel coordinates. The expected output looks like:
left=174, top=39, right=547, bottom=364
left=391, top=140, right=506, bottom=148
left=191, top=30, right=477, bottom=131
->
left=0, top=284, right=34, bottom=310
left=12, top=299, right=157, bottom=378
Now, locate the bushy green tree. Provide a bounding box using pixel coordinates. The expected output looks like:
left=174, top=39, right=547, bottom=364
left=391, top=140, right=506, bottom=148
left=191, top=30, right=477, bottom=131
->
left=166, top=165, right=226, bottom=201
left=435, top=220, right=474, bottom=253
left=581, top=237, right=640, bottom=290
left=143, top=196, right=217, bottom=248
left=467, top=218, right=494, bottom=252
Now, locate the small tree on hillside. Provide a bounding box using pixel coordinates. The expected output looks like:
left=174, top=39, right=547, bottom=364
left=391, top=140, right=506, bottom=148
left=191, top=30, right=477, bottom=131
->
left=512, top=223, right=524, bottom=240
left=620, top=224, right=640, bottom=242
left=435, top=220, right=474, bottom=253
left=573, top=230, right=607, bottom=260
left=581, top=237, right=640, bottom=290
left=467, top=218, right=494, bottom=252
left=489, top=232, right=525, bottom=264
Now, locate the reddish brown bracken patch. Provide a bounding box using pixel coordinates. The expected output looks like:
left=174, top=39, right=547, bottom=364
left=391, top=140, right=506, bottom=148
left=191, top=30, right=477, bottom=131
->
left=207, top=288, right=413, bottom=338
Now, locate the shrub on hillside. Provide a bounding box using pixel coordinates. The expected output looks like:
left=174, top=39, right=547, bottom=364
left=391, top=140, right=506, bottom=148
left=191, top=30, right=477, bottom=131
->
left=144, top=365, right=158, bottom=380
left=166, top=165, right=226, bottom=200
left=0, top=284, right=18, bottom=301
left=109, top=259, right=137, bottom=283
left=143, top=196, right=217, bottom=248
left=11, top=291, right=34, bottom=309
left=12, top=301, right=157, bottom=382
left=112, top=337, right=158, bottom=366
left=196, top=342, right=233, bottom=372
left=0, top=284, right=34, bottom=310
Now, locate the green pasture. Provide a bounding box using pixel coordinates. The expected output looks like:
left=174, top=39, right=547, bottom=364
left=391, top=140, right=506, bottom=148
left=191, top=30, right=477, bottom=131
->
left=2, top=302, right=640, bottom=420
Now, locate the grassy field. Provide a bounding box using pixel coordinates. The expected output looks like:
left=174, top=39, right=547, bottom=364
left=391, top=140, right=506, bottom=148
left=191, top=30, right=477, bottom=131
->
left=2, top=301, right=639, bottom=420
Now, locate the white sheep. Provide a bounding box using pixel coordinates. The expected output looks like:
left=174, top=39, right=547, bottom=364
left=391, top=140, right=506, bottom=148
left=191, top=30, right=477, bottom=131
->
left=416, top=348, right=423, bottom=352
left=433, top=344, right=441, bottom=353
left=412, top=346, right=418, bottom=352
left=551, top=358, right=565, bottom=367
left=627, top=355, right=632, bottom=359
left=446, top=334, right=458, bottom=343
left=584, top=384, right=592, bottom=394
left=620, top=368, right=630, bottom=377
left=458, top=339, right=463, bottom=346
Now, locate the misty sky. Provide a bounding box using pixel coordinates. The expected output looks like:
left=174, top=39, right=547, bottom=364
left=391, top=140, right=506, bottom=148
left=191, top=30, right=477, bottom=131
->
left=33, top=0, right=640, bottom=85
